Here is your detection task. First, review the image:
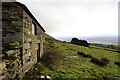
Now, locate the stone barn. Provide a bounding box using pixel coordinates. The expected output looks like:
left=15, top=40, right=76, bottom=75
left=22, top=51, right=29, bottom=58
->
left=1, top=1, right=45, bottom=79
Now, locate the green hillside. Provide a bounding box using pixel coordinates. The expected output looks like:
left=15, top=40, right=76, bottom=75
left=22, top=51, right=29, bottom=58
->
left=23, top=34, right=120, bottom=80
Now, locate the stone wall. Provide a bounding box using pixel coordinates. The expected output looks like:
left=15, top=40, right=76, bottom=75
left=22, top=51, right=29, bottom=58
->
left=2, top=2, right=23, bottom=38
left=2, top=2, right=24, bottom=79
left=1, top=2, right=45, bottom=79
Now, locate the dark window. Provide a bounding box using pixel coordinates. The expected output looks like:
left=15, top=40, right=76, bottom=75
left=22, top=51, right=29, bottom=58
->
left=32, top=22, right=37, bottom=35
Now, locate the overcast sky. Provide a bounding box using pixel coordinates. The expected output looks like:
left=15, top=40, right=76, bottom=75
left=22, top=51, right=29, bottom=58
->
left=17, top=0, right=119, bottom=38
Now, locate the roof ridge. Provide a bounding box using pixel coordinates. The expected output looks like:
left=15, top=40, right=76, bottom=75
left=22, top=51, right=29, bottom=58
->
left=0, top=0, right=16, bottom=2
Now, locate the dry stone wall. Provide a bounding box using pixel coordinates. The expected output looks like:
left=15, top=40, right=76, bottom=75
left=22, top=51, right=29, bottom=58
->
left=1, top=2, right=45, bottom=79
left=2, top=2, right=24, bottom=79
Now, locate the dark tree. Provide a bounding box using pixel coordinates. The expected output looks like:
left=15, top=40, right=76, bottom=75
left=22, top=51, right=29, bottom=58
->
left=71, top=38, right=89, bottom=47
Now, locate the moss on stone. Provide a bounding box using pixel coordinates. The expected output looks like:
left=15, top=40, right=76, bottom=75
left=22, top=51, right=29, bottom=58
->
left=6, top=50, right=16, bottom=56
left=4, top=42, right=22, bottom=50
left=7, top=28, right=20, bottom=33
left=9, top=42, right=20, bottom=46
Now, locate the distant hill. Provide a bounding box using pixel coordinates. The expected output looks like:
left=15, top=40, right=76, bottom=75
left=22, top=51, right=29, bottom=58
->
left=45, top=33, right=60, bottom=42
left=55, top=36, right=118, bottom=45
left=87, top=36, right=118, bottom=45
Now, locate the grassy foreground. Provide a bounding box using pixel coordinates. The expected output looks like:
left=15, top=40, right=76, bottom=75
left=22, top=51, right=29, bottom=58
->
left=23, top=35, right=120, bottom=80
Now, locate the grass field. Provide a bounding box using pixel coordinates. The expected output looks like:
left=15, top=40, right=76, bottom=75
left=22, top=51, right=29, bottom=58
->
left=23, top=34, right=120, bottom=80
left=89, top=45, right=119, bottom=53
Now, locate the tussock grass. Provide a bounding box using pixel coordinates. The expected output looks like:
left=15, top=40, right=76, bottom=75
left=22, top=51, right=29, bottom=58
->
left=91, top=57, right=109, bottom=66
left=86, top=54, right=93, bottom=58
left=77, top=52, right=84, bottom=55
left=77, top=51, right=109, bottom=66
left=40, top=49, right=66, bottom=68
left=77, top=52, right=93, bottom=58
left=115, top=61, right=120, bottom=66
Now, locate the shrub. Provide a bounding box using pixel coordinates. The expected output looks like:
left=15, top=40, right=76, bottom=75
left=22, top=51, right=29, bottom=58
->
left=77, top=52, right=92, bottom=58
left=82, top=54, right=88, bottom=57
left=115, top=61, right=120, bottom=66
left=91, top=57, right=101, bottom=64
left=86, top=54, right=93, bottom=58
left=82, top=54, right=93, bottom=58
left=101, top=58, right=109, bottom=65
left=91, top=57, right=109, bottom=66
left=77, top=52, right=84, bottom=55
left=40, top=49, right=66, bottom=68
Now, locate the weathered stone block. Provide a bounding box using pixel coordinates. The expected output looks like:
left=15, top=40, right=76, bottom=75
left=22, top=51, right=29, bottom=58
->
left=23, top=43, right=30, bottom=49
left=12, top=21, right=23, bottom=27
left=24, top=37, right=32, bottom=43
left=23, top=28, right=31, bottom=36
left=23, top=50, right=26, bottom=54
left=28, top=52, right=31, bottom=56
left=4, top=32, right=23, bottom=43
left=27, top=38, right=32, bottom=42
left=23, top=53, right=30, bottom=60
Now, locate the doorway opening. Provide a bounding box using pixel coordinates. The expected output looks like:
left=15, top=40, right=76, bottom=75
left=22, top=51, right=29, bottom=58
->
left=37, top=43, right=40, bottom=62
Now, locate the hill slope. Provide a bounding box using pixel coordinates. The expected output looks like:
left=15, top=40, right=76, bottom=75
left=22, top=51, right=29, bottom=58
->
left=23, top=34, right=120, bottom=79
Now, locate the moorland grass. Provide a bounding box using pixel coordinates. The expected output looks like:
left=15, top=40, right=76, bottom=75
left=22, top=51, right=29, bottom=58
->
left=23, top=40, right=120, bottom=79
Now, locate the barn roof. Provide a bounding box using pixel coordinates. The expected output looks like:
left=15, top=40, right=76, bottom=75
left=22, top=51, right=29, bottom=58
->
left=16, top=2, right=46, bottom=32
left=0, top=0, right=16, bottom=2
